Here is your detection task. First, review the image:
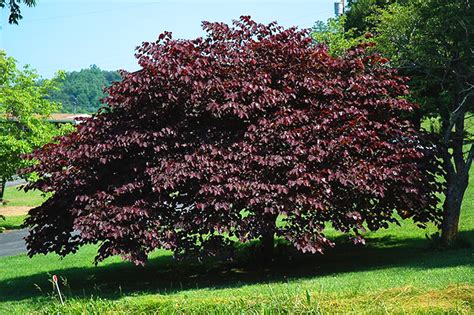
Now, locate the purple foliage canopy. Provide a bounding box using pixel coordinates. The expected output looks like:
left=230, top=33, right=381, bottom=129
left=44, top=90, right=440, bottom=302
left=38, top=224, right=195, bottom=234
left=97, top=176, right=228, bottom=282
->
left=22, top=17, right=442, bottom=265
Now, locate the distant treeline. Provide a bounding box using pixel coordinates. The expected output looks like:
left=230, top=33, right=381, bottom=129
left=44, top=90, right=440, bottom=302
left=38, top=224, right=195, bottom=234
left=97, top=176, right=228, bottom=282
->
left=49, top=65, right=121, bottom=113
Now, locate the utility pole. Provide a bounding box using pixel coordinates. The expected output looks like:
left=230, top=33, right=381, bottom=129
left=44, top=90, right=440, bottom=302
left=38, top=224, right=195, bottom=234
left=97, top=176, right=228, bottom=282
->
left=334, top=0, right=345, bottom=17
left=71, top=96, right=78, bottom=114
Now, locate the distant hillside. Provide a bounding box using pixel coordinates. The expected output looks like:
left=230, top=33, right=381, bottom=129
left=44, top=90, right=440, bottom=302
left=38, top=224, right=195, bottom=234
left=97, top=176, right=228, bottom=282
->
left=49, top=65, right=121, bottom=113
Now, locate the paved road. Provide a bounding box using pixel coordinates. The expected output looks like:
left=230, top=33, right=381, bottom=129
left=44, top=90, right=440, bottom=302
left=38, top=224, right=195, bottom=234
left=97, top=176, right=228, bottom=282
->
left=6, top=179, right=26, bottom=187
left=0, top=229, right=28, bottom=257
left=1, top=179, right=28, bottom=257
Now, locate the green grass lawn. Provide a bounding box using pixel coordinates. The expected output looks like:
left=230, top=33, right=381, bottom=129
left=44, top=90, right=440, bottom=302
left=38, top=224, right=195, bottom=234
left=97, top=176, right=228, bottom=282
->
left=1, top=185, right=48, bottom=207
left=0, top=180, right=473, bottom=313
left=0, top=185, right=46, bottom=231
left=0, top=215, right=26, bottom=231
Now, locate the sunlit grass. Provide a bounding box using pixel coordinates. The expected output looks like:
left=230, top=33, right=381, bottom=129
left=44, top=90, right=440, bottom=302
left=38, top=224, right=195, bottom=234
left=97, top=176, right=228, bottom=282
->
left=0, top=215, right=26, bottom=231
left=0, top=185, right=43, bottom=231
left=1, top=185, right=47, bottom=207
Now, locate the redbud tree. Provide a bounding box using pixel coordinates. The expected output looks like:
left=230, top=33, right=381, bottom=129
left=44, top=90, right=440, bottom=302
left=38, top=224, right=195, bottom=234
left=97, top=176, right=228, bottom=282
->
left=22, top=17, right=442, bottom=265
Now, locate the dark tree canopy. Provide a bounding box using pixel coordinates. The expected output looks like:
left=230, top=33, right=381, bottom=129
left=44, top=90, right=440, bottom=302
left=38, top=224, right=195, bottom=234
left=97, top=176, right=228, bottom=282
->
left=23, top=17, right=442, bottom=265
left=1, top=0, right=36, bottom=24
left=345, top=0, right=406, bottom=34
left=48, top=65, right=121, bottom=114
left=371, top=0, right=474, bottom=245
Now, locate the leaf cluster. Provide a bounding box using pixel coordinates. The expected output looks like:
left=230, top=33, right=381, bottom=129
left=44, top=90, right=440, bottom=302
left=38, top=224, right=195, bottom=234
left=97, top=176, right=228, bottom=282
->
left=0, top=0, right=36, bottom=24
left=312, top=16, right=367, bottom=57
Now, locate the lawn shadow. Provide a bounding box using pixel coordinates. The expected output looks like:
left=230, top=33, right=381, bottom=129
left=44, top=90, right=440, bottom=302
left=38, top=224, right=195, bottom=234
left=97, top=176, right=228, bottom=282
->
left=0, top=230, right=472, bottom=303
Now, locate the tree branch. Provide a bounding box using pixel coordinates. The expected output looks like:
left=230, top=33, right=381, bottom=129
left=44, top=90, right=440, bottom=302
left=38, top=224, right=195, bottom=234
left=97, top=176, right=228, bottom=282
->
left=443, top=91, right=473, bottom=145
left=465, top=144, right=474, bottom=175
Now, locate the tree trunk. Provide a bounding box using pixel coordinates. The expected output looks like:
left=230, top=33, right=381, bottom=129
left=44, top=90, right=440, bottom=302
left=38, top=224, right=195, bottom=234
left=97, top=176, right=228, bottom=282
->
left=411, top=107, right=422, bottom=131
left=261, top=229, right=275, bottom=264
left=260, top=213, right=277, bottom=265
left=0, top=179, right=5, bottom=204
left=439, top=95, right=472, bottom=246
left=441, top=174, right=468, bottom=246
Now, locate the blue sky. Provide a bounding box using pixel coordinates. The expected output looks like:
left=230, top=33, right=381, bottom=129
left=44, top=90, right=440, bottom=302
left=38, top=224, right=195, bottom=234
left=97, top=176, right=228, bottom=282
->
left=1, top=0, right=334, bottom=78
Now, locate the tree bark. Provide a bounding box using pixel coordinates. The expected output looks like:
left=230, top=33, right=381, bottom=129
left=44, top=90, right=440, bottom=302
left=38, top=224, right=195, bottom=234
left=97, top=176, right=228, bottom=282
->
left=439, top=90, right=473, bottom=246
left=440, top=105, right=470, bottom=246
left=441, top=173, right=468, bottom=246
left=0, top=179, right=5, bottom=204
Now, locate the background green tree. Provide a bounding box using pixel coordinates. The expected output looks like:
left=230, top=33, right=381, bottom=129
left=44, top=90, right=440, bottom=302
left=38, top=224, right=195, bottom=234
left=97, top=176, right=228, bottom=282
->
left=48, top=65, right=121, bottom=113
left=315, top=0, right=474, bottom=245
left=312, top=16, right=365, bottom=56
left=372, top=0, right=474, bottom=245
left=344, top=0, right=404, bottom=34
left=0, top=51, right=71, bottom=202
